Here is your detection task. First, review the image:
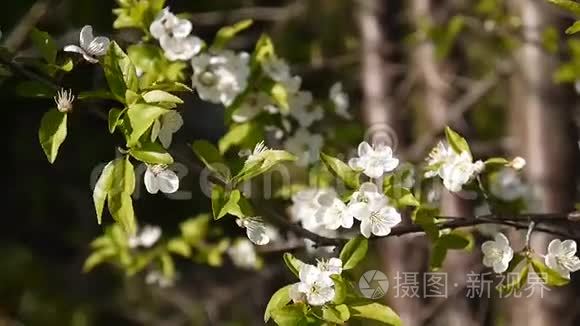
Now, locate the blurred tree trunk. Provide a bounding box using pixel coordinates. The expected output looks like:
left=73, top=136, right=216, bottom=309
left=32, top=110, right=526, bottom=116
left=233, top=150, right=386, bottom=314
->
left=409, top=1, right=480, bottom=325
left=356, top=1, right=425, bottom=325
left=507, top=0, right=578, bottom=325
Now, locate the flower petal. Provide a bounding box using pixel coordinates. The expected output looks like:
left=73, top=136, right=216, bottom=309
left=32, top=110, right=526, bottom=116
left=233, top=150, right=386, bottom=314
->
left=80, top=25, right=94, bottom=49
left=63, top=45, right=85, bottom=55
left=493, top=260, right=509, bottom=273
left=157, top=169, right=179, bottom=193
left=548, top=239, right=562, bottom=255
left=561, top=239, right=577, bottom=256
left=358, top=141, right=372, bottom=156
left=172, top=19, right=192, bottom=38
left=144, top=168, right=159, bottom=194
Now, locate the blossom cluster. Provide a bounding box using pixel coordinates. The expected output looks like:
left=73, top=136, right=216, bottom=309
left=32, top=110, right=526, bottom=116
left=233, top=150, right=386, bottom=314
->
left=481, top=233, right=580, bottom=279
left=424, top=141, right=484, bottom=192
left=289, top=258, right=342, bottom=306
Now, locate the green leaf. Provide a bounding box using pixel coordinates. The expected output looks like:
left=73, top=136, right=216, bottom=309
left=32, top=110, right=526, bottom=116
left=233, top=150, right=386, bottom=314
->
left=322, top=304, right=350, bottom=323
left=566, top=21, right=580, bottom=34
left=126, top=103, right=168, bottom=146
left=444, top=126, right=470, bottom=154
left=142, top=90, right=183, bottom=104
left=160, top=253, right=175, bottom=279
left=103, top=42, right=139, bottom=101
left=16, top=81, right=55, bottom=98
left=430, top=231, right=472, bottom=270
left=129, top=142, right=174, bottom=164
left=484, top=157, right=509, bottom=167
left=218, top=122, right=253, bottom=154
left=548, top=0, right=580, bottom=16
left=412, top=206, right=440, bottom=241
left=93, top=161, right=115, bottom=224
left=78, top=90, right=117, bottom=101
left=339, top=236, right=368, bottom=270
left=39, top=108, right=67, bottom=163
left=435, top=16, right=465, bottom=60
left=108, top=107, right=125, bottom=133
left=498, top=256, right=530, bottom=294
left=180, top=214, right=210, bottom=245
left=348, top=301, right=402, bottom=326
left=83, top=247, right=116, bottom=272
left=530, top=258, right=570, bottom=286
left=320, top=152, right=360, bottom=189
left=192, top=140, right=230, bottom=179
left=211, top=186, right=242, bottom=219
left=212, top=19, right=253, bottom=50
left=264, top=285, right=292, bottom=322
left=107, top=156, right=137, bottom=234
left=268, top=82, right=289, bottom=113
left=235, top=149, right=296, bottom=182
left=283, top=252, right=304, bottom=278
left=331, top=275, right=347, bottom=304
left=251, top=34, right=275, bottom=68
left=270, top=303, right=309, bottom=326
left=30, top=28, right=57, bottom=64
left=144, top=81, right=192, bottom=92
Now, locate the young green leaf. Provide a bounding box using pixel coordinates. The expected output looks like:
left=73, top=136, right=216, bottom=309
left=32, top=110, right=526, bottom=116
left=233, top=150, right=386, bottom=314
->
left=270, top=303, right=309, bottom=326
left=566, top=21, right=580, bottom=34
left=107, top=156, right=137, bottom=234
left=167, top=238, right=191, bottom=257
left=283, top=252, right=304, bottom=278
left=103, top=41, right=139, bottom=101
left=126, top=103, right=168, bottom=146
left=264, top=285, right=292, bottom=322
left=348, top=301, right=402, bottom=326
left=30, top=28, right=57, bottom=64
left=498, top=256, right=530, bottom=294
left=211, top=186, right=242, bottom=219
left=192, top=140, right=230, bottom=179
left=339, top=236, right=368, bottom=270
left=430, top=232, right=472, bottom=270
left=83, top=247, right=116, bottom=272
left=236, top=149, right=296, bottom=182
left=530, top=258, right=570, bottom=286
left=93, top=161, right=115, bottom=224
left=129, top=142, right=174, bottom=164
left=39, top=108, right=67, bottom=164
left=444, top=126, right=470, bottom=154
left=548, top=0, right=580, bottom=16
left=331, top=275, right=347, bottom=304
left=212, top=19, right=253, bottom=50
left=320, top=152, right=360, bottom=189
left=322, top=304, right=350, bottom=324
left=142, top=90, right=184, bottom=104
left=108, top=107, right=126, bottom=133
left=412, top=206, right=440, bottom=241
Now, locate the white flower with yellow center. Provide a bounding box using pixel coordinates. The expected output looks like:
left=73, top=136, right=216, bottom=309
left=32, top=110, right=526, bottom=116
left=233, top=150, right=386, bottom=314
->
left=317, top=258, right=343, bottom=276
left=349, top=141, right=399, bottom=179
left=481, top=233, right=513, bottom=273
left=291, top=263, right=335, bottom=306
left=191, top=51, right=250, bottom=106
left=545, top=239, right=580, bottom=279
left=316, top=192, right=355, bottom=230
left=354, top=196, right=401, bottom=238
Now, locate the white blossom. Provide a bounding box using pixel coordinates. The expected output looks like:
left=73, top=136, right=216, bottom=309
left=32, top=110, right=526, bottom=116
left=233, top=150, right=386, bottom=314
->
left=508, top=156, right=526, bottom=170
left=54, top=88, right=75, bottom=113
left=425, top=142, right=484, bottom=192
left=151, top=110, right=183, bottom=148
left=64, top=25, right=109, bottom=63
left=160, top=35, right=203, bottom=61
left=145, top=270, right=173, bottom=288
left=316, top=192, right=355, bottom=230
left=288, top=91, right=322, bottom=127
left=317, top=258, right=342, bottom=276
left=284, top=128, right=324, bottom=166
left=481, top=233, right=513, bottom=273
left=261, top=57, right=301, bottom=93
left=349, top=141, right=399, bottom=179
left=290, top=188, right=336, bottom=235
left=129, top=225, right=162, bottom=248
left=150, top=8, right=192, bottom=40
left=440, top=152, right=484, bottom=192
left=329, top=82, right=351, bottom=119
left=144, top=164, right=179, bottom=194
left=191, top=51, right=250, bottom=106
left=354, top=196, right=401, bottom=238
left=236, top=216, right=270, bottom=245
left=228, top=239, right=259, bottom=269
left=545, top=239, right=580, bottom=279
left=244, top=141, right=270, bottom=166
left=232, top=92, right=276, bottom=123
left=293, top=263, right=335, bottom=306
left=490, top=168, right=526, bottom=201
